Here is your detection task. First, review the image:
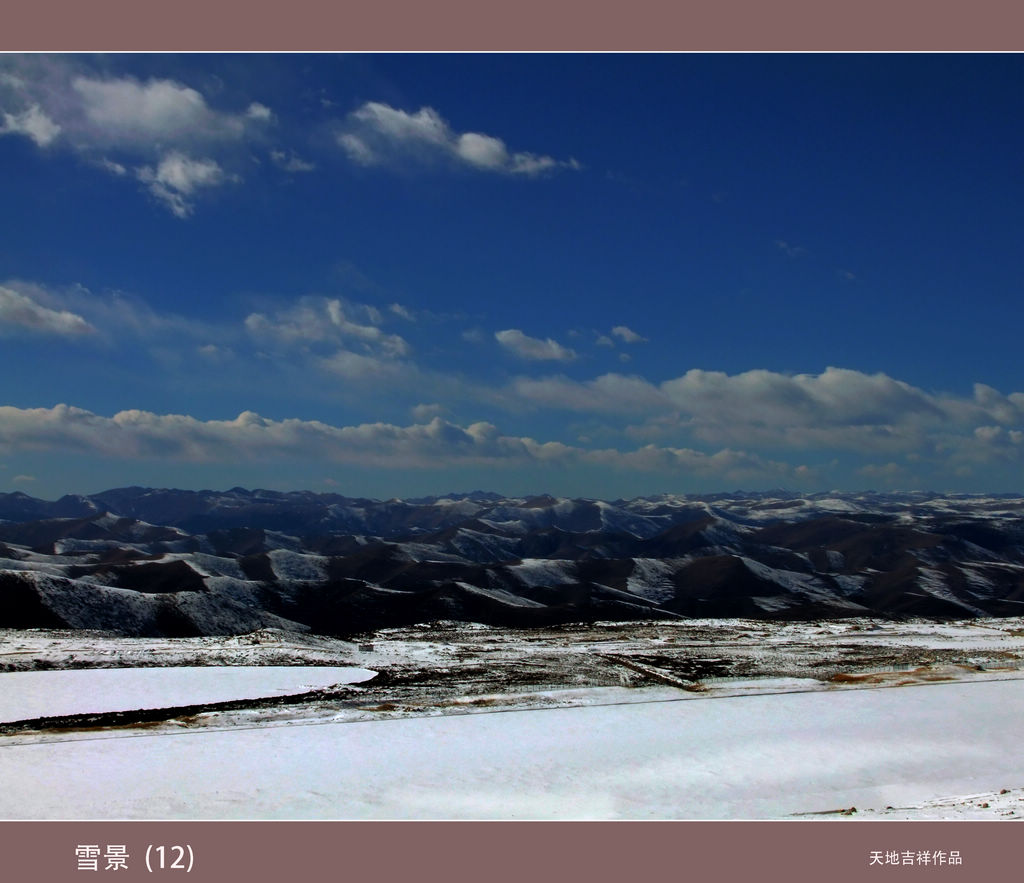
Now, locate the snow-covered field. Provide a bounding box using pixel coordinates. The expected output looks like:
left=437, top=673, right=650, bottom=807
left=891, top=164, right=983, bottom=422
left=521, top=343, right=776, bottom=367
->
left=0, top=666, right=376, bottom=723
left=2, top=677, right=1024, bottom=819
left=2, top=617, right=1024, bottom=820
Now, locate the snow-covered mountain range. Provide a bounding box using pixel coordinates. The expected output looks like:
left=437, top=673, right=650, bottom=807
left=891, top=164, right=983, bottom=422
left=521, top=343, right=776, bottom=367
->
left=2, top=487, right=1024, bottom=635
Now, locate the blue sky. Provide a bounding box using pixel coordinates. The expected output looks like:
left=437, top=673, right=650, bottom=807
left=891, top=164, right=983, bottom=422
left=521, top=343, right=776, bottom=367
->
left=1, top=53, right=1023, bottom=500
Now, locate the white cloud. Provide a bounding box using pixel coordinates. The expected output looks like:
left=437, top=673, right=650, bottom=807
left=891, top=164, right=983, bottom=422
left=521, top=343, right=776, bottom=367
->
left=0, top=285, right=95, bottom=336
left=507, top=365, right=1024, bottom=463
left=455, top=131, right=511, bottom=169
left=582, top=444, right=803, bottom=481
left=2, top=279, right=218, bottom=343
left=98, top=158, right=127, bottom=175
left=12, top=474, right=36, bottom=483
left=319, top=350, right=406, bottom=381
left=513, top=373, right=669, bottom=414
left=611, top=325, right=648, bottom=344
left=659, top=367, right=943, bottom=432
left=389, top=303, right=415, bottom=321
left=411, top=402, right=448, bottom=421
left=197, top=343, right=233, bottom=362
left=136, top=152, right=228, bottom=218
left=0, top=403, right=808, bottom=482
left=0, top=61, right=274, bottom=216
left=338, top=102, right=579, bottom=177
left=245, top=297, right=410, bottom=358
left=270, top=150, right=315, bottom=173
left=0, top=103, right=60, bottom=146
left=495, top=329, right=577, bottom=362
left=338, top=132, right=376, bottom=165
left=70, top=75, right=264, bottom=147
left=595, top=335, right=615, bottom=348
left=246, top=102, right=273, bottom=122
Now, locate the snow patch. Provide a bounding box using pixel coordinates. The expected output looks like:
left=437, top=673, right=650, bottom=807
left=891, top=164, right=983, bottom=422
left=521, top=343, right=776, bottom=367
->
left=625, top=559, right=677, bottom=604
left=0, top=665, right=376, bottom=723
left=917, top=566, right=987, bottom=615
left=508, top=559, right=576, bottom=588
left=453, top=581, right=546, bottom=608
left=268, top=549, right=329, bottom=582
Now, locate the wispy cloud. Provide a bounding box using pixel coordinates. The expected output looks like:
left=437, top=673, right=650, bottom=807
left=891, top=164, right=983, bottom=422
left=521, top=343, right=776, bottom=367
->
left=0, top=285, right=95, bottom=336
left=775, top=239, right=807, bottom=258
left=389, top=303, right=416, bottom=321
left=611, top=325, right=647, bottom=344
left=411, top=403, right=448, bottom=421
left=511, top=373, right=668, bottom=413
left=2, top=279, right=216, bottom=344
left=495, top=329, right=577, bottom=361
left=338, top=102, right=580, bottom=177
left=270, top=149, right=315, bottom=173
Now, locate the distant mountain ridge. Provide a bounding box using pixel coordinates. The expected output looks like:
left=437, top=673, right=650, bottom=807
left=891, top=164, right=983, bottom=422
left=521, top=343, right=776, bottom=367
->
left=2, top=486, right=1024, bottom=637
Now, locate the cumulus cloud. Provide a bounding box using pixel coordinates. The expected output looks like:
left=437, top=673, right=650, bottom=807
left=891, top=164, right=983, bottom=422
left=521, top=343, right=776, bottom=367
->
left=0, top=285, right=95, bottom=336
left=337, top=102, right=579, bottom=177
left=244, top=295, right=418, bottom=389
left=246, top=102, right=273, bottom=122
left=611, top=325, right=647, bottom=344
left=659, top=367, right=946, bottom=434
left=136, top=152, right=229, bottom=218
left=495, top=329, right=577, bottom=362
left=245, top=296, right=410, bottom=358
left=0, top=103, right=61, bottom=146
left=0, top=59, right=274, bottom=216
left=508, top=365, right=1024, bottom=462
left=70, top=74, right=264, bottom=148
left=0, top=403, right=808, bottom=482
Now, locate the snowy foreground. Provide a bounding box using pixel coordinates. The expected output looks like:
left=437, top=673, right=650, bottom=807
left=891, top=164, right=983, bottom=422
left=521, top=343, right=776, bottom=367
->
left=2, top=677, right=1024, bottom=819
left=2, top=617, right=1024, bottom=820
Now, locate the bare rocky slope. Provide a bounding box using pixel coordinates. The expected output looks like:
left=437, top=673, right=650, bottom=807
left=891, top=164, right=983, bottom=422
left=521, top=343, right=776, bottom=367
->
left=2, top=487, right=1024, bottom=637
